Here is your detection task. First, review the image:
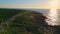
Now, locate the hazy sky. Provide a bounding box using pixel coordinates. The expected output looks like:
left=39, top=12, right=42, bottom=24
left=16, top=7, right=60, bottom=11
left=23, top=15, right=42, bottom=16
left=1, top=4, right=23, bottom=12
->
left=0, top=0, right=60, bottom=9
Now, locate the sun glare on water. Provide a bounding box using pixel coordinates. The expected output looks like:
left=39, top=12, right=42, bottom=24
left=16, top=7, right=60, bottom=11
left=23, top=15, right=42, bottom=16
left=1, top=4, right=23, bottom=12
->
left=46, top=0, right=59, bottom=26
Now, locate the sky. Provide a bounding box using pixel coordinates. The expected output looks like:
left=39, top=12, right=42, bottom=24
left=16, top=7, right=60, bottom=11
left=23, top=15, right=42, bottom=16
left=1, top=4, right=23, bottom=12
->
left=0, top=0, right=60, bottom=9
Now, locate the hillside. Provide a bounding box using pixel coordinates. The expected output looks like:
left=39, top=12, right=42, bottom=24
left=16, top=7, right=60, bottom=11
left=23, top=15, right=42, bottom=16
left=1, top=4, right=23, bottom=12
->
left=0, top=9, right=60, bottom=34
left=0, top=9, right=44, bottom=34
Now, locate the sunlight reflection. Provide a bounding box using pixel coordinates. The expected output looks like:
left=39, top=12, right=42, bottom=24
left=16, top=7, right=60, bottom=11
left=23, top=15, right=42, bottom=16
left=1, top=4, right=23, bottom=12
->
left=46, top=0, right=59, bottom=26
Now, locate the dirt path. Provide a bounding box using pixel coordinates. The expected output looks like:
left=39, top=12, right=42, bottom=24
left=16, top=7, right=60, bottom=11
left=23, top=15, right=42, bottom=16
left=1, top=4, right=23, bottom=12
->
left=0, top=12, right=27, bottom=28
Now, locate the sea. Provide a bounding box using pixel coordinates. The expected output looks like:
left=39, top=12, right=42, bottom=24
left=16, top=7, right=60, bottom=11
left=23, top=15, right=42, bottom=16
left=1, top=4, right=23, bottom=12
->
left=23, top=9, right=50, bottom=16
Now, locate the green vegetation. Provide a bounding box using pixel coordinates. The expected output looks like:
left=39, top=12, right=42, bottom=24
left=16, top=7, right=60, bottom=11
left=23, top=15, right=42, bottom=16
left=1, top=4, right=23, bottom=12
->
left=0, top=9, right=43, bottom=34
left=0, top=9, right=25, bottom=23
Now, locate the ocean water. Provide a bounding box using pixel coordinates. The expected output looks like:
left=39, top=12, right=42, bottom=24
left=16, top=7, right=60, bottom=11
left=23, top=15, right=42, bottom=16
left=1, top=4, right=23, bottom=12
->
left=23, top=9, right=50, bottom=16
left=46, top=9, right=60, bottom=26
